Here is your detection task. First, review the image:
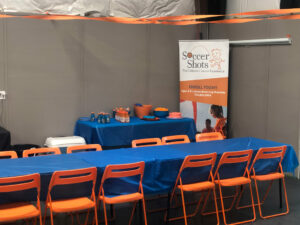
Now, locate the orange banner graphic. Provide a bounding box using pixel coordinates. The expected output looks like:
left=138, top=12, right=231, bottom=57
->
left=180, top=77, right=228, bottom=106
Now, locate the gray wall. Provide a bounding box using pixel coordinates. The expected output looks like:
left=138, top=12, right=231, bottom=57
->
left=209, top=20, right=300, bottom=166
left=0, top=18, right=197, bottom=145
left=1, top=16, right=299, bottom=167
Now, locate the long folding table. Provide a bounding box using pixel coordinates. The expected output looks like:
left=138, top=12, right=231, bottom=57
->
left=0, top=137, right=298, bottom=203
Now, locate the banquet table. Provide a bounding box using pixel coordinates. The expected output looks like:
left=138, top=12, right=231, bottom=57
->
left=74, top=117, right=197, bottom=147
left=0, top=137, right=298, bottom=203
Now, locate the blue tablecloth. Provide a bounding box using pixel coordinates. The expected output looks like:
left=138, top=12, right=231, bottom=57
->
left=74, top=117, right=197, bottom=146
left=0, top=137, right=298, bottom=202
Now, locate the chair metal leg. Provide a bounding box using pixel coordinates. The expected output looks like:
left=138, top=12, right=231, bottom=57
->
left=49, top=209, right=54, bottom=225
left=128, top=201, right=138, bottom=225
left=141, top=197, right=148, bottom=225
left=236, top=180, right=274, bottom=210
left=165, top=192, right=171, bottom=225
left=279, top=179, right=283, bottom=209
left=202, top=186, right=239, bottom=215
left=83, top=209, right=90, bottom=225
left=94, top=203, right=99, bottom=225
left=180, top=187, right=188, bottom=225
left=43, top=205, right=48, bottom=225
left=102, top=201, right=108, bottom=225
left=33, top=217, right=37, bottom=225
left=39, top=208, right=43, bottom=225
left=219, top=183, right=256, bottom=225
left=254, top=177, right=289, bottom=219
left=212, top=187, right=220, bottom=225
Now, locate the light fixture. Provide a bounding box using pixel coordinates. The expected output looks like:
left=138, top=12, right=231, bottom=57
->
left=230, top=36, right=292, bottom=46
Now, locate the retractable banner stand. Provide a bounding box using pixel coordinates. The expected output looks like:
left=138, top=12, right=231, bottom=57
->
left=179, top=40, right=229, bottom=136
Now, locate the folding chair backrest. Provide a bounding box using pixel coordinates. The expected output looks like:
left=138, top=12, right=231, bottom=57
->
left=0, top=173, right=40, bottom=193
left=67, top=144, right=102, bottom=154
left=162, top=135, right=190, bottom=145
left=102, top=162, right=145, bottom=180
left=0, top=151, right=18, bottom=159
left=49, top=167, right=97, bottom=190
left=100, top=162, right=145, bottom=197
left=23, top=147, right=61, bottom=157
left=196, top=132, right=224, bottom=142
left=181, top=153, right=217, bottom=170
left=132, top=138, right=162, bottom=148
left=214, top=150, right=253, bottom=179
left=250, top=146, right=286, bottom=173
left=177, top=153, right=217, bottom=184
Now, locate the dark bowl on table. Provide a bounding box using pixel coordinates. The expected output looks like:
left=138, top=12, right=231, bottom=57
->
left=153, top=110, right=169, bottom=118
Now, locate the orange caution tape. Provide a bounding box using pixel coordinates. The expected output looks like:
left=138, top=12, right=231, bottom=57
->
left=24, top=15, right=88, bottom=20
left=0, top=8, right=300, bottom=25
left=149, top=14, right=221, bottom=21
left=269, top=14, right=300, bottom=20
left=90, top=17, right=153, bottom=24
left=0, top=15, right=14, bottom=18
left=160, top=20, right=204, bottom=25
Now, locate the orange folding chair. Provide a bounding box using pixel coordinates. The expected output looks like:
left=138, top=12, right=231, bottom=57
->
left=44, top=167, right=98, bottom=225
left=132, top=138, right=162, bottom=148
left=196, top=132, right=224, bottom=142
left=67, top=144, right=102, bottom=154
left=247, top=146, right=288, bottom=219
left=212, top=150, right=256, bottom=225
left=98, top=162, right=147, bottom=225
left=162, top=135, right=190, bottom=145
left=23, top=147, right=61, bottom=157
left=0, top=173, right=42, bottom=224
left=166, top=153, right=219, bottom=225
left=0, top=150, right=18, bottom=159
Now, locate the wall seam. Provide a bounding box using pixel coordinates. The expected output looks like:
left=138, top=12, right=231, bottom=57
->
left=80, top=20, right=86, bottom=115
left=265, top=20, right=272, bottom=139
left=145, top=24, right=151, bottom=103
left=2, top=19, right=8, bottom=128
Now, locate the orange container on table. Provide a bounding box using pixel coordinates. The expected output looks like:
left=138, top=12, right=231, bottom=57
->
left=116, top=110, right=130, bottom=123
left=134, top=105, right=152, bottom=119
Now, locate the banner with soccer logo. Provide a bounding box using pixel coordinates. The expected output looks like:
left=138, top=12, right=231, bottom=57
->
left=179, top=40, right=229, bottom=137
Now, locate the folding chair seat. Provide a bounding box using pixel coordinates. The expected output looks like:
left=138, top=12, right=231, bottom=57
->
left=165, top=153, right=219, bottom=225
left=0, top=150, right=18, bottom=159
left=236, top=146, right=288, bottom=219
left=196, top=132, right=224, bottom=142
left=162, top=135, right=190, bottom=145
left=210, top=150, right=256, bottom=225
left=0, top=173, right=42, bottom=224
left=23, top=147, right=61, bottom=157
left=97, top=161, right=147, bottom=225
left=67, top=144, right=102, bottom=154
left=44, top=167, right=98, bottom=225
left=132, top=138, right=162, bottom=147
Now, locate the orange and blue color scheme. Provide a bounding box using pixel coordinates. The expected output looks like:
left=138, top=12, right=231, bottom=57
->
left=67, top=144, right=102, bottom=154
left=44, top=167, right=98, bottom=225
left=0, top=173, right=42, bottom=224
left=23, top=147, right=61, bottom=157
left=132, top=138, right=162, bottom=148
left=236, top=146, right=288, bottom=219
left=196, top=132, right=224, bottom=142
left=211, top=150, right=256, bottom=225
left=0, top=150, right=18, bottom=159
left=166, top=153, right=219, bottom=225
left=97, top=161, right=147, bottom=225
left=162, top=135, right=190, bottom=145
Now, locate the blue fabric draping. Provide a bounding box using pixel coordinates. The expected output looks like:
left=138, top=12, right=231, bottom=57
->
left=0, top=137, right=297, bottom=202
left=74, top=117, right=197, bottom=146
